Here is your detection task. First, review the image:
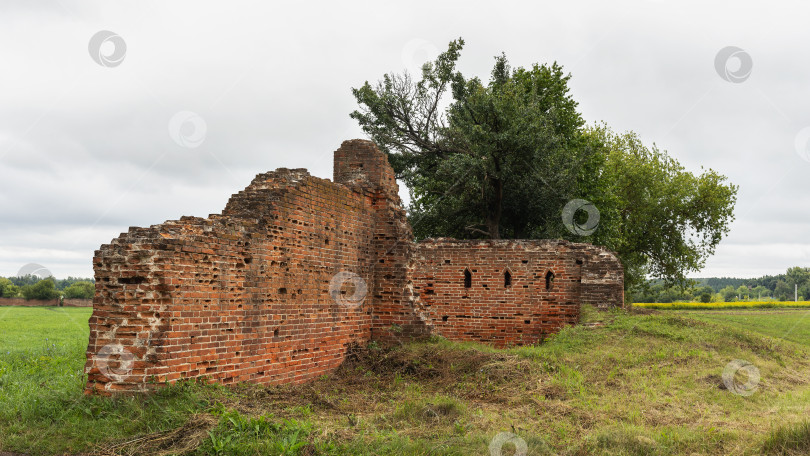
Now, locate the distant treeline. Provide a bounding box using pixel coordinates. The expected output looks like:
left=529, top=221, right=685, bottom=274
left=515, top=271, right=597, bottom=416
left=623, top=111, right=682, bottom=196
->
left=0, top=275, right=95, bottom=300
left=633, top=267, right=810, bottom=303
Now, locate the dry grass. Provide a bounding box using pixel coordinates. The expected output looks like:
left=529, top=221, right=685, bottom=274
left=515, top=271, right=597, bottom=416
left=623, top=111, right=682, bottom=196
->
left=92, top=414, right=219, bottom=456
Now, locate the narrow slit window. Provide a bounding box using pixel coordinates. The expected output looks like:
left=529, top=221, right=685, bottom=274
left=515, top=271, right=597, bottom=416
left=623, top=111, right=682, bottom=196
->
left=545, top=271, right=555, bottom=290
left=504, top=270, right=512, bottom=287
left=464, top=269, right=472, bottom=288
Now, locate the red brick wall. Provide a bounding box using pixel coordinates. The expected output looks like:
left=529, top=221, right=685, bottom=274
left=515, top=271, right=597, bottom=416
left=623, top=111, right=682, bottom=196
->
left=0, top=298, right=59, bottom=306
left=84, top=139, right=624, bottom=394
left=579, top=246, right=625, bottom=309
left=0, top=298, right=92, bottom=307
left=333, top=141, right=429, bottom=343
left=85, top=140, right=404, bottom=394
left=410, top=239, right=623, bottom=347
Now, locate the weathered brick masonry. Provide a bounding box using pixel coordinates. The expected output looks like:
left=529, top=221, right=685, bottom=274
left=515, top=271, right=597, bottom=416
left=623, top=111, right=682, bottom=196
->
left=410, top=239, right=623, bottom=347
left=84, top=139, right=623, bottom=394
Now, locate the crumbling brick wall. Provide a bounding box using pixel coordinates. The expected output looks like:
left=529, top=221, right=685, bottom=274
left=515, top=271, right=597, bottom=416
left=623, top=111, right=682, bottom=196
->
left=579, top=246, right=625, bottom=309
left=84, top=139, right=623, bottom=394
left=85, top=140, right=412, bottom=394
left=410, top=239, right=623, bottom=347
left=333, top=141, right=430, bottom=343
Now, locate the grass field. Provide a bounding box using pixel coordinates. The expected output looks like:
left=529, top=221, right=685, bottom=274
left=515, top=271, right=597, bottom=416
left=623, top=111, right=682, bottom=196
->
left=634, top=301, right=810, bottom=310
left=682, top=308, right=810, bottom=347
left=3, top=305, right=810, bottom=455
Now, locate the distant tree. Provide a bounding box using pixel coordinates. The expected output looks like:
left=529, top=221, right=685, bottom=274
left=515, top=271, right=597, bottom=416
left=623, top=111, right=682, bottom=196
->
left=736, top=285, right=750, bottom=301
left=63, top=281, right=95, bottom=299
left=799, top=284, right=810, bottom=301
left=10, top=274, right=45, bottom=287
left=786, top=267, right=810, bottom=289
left=720, top=285, right=737, bottom=302
left=21, top=278, right=59, bottom=300
left=696, top=286, right=714, bottom=298
left=0, top=277, right=20, bottom=298
left=774, top=280, right=792, bottom=301
left=705, top=277, right=748, bottom=292
left=752, top=285, right=770, bottom=300
left=54, top=276, right=96, bottom=291
left=699, top=292, right=712, bottom=303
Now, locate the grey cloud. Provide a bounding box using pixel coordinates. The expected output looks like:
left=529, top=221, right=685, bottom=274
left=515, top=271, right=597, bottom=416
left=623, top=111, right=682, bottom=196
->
left=1, top=0, right=809, bottom=279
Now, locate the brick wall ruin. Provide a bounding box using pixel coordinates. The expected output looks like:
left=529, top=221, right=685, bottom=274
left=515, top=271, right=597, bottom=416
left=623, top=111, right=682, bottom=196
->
left=84, top=139, right=623, bottom=394
left=410, top=239, right=623, bottom=347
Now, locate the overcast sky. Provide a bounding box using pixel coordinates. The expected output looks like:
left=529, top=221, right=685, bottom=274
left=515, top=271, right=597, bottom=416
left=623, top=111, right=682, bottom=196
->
left=1, top=0, right=809, bottom=279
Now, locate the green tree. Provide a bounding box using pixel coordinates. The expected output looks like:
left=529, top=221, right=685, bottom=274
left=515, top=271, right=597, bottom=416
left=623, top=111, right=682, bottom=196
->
left=582, top=126, right=737, bottom=291
left=352, top=38, right=588, bottom=240
left=785, top=267, right=810, bottom=291
left=720, top=285, right=737, bottom=302
left=63, top=281, right=95, bottom=299
left=774, top=280, right=792, bottom=301
left=54, top=276, right=96, bottom=291
left=21, top=278, right=59, bottom=300
left=736, top=285, right=750, bottom=301
left=351, top=39, right=737, bottom=294
left=0, top=277, right=20, bottom=298
left=696, top=285, right=714, bottom=297
left=799, top=284, right=810, bottom=301
left=752, top=285, right=770, bottom=300
left=695, top=285, right=714, bottom=303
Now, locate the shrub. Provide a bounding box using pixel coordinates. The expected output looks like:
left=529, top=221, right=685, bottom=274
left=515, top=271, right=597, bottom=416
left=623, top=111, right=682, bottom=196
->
left=21, top=279, right=59, bottom=300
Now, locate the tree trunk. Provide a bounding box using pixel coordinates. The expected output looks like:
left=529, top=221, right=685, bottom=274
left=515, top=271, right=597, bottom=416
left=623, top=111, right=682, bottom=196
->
left=486, top=176, right=503, bottom=239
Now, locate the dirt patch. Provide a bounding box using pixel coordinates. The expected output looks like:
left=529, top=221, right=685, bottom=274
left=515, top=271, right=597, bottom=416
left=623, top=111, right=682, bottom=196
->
left=223, top=343, right=542, bottom=417
left=337, top=343, right=521, bottom=381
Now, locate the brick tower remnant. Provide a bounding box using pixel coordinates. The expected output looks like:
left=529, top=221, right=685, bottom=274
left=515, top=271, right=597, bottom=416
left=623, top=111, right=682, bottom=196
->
left=84, top=139, right=623, bottom=394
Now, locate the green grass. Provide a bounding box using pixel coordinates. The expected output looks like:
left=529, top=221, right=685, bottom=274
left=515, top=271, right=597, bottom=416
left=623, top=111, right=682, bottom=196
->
left=682, top=308, right=810, bottom=347
left=0, top=306, right=216, bottom=455
left=2, top=305, right=810, bottom=455
left=635, top=301, right=810, bottom=310
left=762, top=421, right=810, bottom=455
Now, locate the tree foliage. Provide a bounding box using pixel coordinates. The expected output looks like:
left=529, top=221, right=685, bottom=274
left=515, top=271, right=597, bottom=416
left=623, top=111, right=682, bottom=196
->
left=634, top=268, right=810, bottom=303
left=351, top=38, right=738, bottom=294
left=0, top=278, right=19, bottom=298
left=21, top=278, right=59, bottom=301
left=63, top=281, right=95, bottom=299
left=352, top=38, right=589, bottom=240
left=581, top=126, right=738, bottom=290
